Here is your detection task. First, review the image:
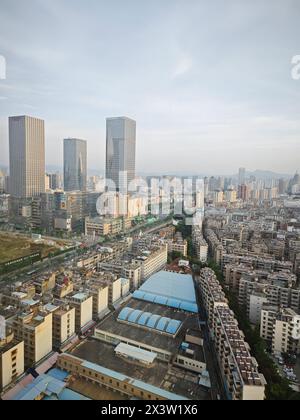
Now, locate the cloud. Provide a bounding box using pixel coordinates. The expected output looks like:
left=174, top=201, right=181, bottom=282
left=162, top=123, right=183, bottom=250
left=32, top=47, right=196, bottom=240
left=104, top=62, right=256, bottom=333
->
left=0, top=0, right=299, bottom=174
left=172, top=55, right=193, bottom=78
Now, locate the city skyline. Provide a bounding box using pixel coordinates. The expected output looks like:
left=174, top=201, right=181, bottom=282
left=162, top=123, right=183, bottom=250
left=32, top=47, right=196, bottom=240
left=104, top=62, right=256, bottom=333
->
left=1, top=1, right=300, bottom=403
left=2, top=114, right=298, bottom=179
left=0, top=0, right=300, bottom=174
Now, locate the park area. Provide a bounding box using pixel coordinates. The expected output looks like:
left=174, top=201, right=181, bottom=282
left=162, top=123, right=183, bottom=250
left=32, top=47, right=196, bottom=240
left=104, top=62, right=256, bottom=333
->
left=0, top=232, right=70, bottom=264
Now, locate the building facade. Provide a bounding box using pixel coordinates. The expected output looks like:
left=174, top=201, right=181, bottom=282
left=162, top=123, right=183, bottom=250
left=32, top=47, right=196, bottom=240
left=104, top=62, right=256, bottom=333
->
left=9, top=116, right=45, bottom=198
left=64, top=138, right=87, bottom=192
left=106, top=117, right=136, bottom=192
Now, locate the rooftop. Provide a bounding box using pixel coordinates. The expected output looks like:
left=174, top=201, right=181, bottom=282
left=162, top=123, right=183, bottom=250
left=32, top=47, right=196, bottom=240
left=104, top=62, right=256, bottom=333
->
left=12, top=370, right=88, bottom=401
left=95, top=298, right=201, bottom=355
left=134, top=271, right=198, bottom=313
left=71, top=292, right=90, bottom=302
left=71, top=339, right=209, bottom=400
left=115, top=342, right=157, bottom=364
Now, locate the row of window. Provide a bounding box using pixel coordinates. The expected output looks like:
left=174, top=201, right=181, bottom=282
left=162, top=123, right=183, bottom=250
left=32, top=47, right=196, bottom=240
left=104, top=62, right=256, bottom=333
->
left=60, top=360, right=161, bottom=400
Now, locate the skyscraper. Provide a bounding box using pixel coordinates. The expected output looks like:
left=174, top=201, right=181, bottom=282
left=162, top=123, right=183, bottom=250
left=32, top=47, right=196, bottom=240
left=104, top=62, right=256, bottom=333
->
left=106, top=117, right=136, bottom=191
left=64, top=138, right=87, bottom=192
left=238, top=167, right=246, bottom=185
left=9, top=115, right=45, bottom=198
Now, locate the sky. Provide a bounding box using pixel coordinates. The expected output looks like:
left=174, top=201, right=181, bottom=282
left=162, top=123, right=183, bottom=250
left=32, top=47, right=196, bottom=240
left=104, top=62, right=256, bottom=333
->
left=0, top=0, right=300, bottom=175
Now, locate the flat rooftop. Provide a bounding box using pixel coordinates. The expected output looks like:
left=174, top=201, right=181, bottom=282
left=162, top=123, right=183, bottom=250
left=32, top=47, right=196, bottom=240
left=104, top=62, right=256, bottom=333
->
left=71, top=339, right=209, bottom=400
left=95, top=298, right=201, bottom=355
left=71, top=293, right=90, bottom=301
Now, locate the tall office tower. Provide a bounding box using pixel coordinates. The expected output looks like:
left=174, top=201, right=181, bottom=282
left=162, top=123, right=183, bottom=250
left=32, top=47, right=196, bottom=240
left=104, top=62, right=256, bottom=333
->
left=64, top=138, right=87, bottom=192
left=9, top=116, right=45, bottom=198
left=238, top=167, right=246, bottom=185
left=48, top=173, right=62, bottom=190
left=106, top=117, right=136, bottom=192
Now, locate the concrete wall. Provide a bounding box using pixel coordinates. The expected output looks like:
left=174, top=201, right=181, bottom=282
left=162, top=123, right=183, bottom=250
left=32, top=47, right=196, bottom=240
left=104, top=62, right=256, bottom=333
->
left=0, top=341, right=24, bottom=390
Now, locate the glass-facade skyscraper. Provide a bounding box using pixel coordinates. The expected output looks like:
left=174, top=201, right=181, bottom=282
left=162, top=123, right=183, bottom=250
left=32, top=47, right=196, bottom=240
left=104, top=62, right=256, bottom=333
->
left=64, top=138, right=87, bottom=192
left=9, top=115, right=45, bottom=198
left=106, top=117, right=136, bottom=192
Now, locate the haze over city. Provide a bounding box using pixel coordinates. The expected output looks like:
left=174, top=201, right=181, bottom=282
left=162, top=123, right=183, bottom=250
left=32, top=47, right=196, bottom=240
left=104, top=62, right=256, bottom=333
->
left=1, top=0, right=300, bottom=174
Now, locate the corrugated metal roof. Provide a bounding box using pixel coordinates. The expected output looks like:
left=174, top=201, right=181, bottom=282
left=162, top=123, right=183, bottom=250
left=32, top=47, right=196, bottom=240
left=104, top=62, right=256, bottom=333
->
left=115, top=343, right=157, bottom=364
left=166, top=319, right=181, bottom=335
left=118, top=307, right=134, bottom=321
left=133, top=271, right=199, bottom=313
left=156, top=317, right=170, bottom=331
left=137, top=312, right=152, bottom=326
left=128, top=309, right=143, bottom=323
left=146, top=314, right=161, bottom=329
left=58, top=388, right=90, bottom=400
left=132, top=290, right=145, bottom=300
left=117, top=307, right=182, bottom=335
left=13, top=374, right=66, bottom=400
left=47, top=368, right=69, bottom=382
left=139, top=271, right=196, bottom=303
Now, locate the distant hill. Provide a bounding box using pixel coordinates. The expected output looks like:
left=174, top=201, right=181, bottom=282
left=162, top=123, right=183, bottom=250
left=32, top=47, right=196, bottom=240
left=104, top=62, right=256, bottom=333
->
left=244, top=170, right=292, bottom=180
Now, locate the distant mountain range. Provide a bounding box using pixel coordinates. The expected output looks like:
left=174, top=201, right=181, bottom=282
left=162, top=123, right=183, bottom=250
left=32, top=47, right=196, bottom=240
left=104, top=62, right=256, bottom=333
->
left=243, top=170, right=292, bottom=180
left=0, top=164, right=294, bottom=180
left=136, top=170, right=293, bottom=180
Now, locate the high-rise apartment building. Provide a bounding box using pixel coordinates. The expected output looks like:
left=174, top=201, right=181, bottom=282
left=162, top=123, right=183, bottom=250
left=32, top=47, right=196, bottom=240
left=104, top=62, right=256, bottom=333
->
left=64, top=138, right=87, bottom=192
left=238, top=184, right=249, bottom=201
left=9, top=116, right=45, bottom=198
left=106, top=117, right=136, bottom=192
left=11, top=310, right=52, bottom=368
left=0, top=329, right=24, bottom=390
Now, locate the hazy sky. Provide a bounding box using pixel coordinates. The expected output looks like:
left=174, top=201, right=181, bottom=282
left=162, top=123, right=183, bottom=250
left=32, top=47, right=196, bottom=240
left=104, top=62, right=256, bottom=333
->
left=0, top=0, right=300, bottom=175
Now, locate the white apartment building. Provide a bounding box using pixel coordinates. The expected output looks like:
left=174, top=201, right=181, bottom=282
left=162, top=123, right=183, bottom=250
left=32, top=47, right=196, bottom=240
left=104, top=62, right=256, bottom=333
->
left=110, top=278, right=122, bottom=304
left=0, top=329, right=24, bottom=390
left=69, top=293, right=93, bottom=333
left=89, top=284, right=109, bottom=319
left=198, top=268, right=266, bottom=400
left=194, top=237, right=208, bottom=263
left=249, top=292, right=268, bottom=325
left=260, top=306, right=300, bottom=356
left=121, top=278, right=130, bottom=297
left=11, top=310, right=52, bottom=367
left=136, top=245, right=168, bottom=281
left=52, top=305, right=76, bottom=349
